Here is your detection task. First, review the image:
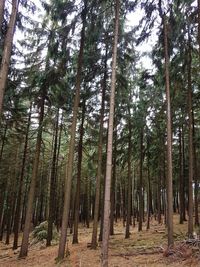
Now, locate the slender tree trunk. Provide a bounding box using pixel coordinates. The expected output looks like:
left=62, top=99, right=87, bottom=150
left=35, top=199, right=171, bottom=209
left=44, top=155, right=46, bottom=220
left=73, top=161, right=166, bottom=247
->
left=0, top=0, right=19, bottom=115
left=157, top=171, right=161, bottom=224
left=91, top=45, right=107, bottom=249
left=0, top=123, right=7, bottom=161
left=192, top=112, right=199, bottom=226
left=13, top=105, right=32, bottom=250
left=72, top=101, right=85, bottom=244
left=57, top=4, right=87, bottom=259
left=163, top=15, right=174, bottom=247
left=46, top=109, right=59, bottom=246
left=0, top=124, right=7, bottom=228
left=198, top=0, right=200, bottom=56
left=125, top=118, right=132, bottom=238
left=146, top=136, right=151, bottom=230
left=101, top=0, right=119, bottom=266
left=54, top=112, right=63, bottom=230
left=138, top=129, right=143, bottom=232
left=6, top=143, right=19, bottom=244
left=179, top=126, right=184, bottom=224
left=0, top=0, right=5, bottom=32
left=187, top=33, right=194, bottom=237
left=19, top=94, right=45, bottom=258
left=110, top=128, right=117, bottom=236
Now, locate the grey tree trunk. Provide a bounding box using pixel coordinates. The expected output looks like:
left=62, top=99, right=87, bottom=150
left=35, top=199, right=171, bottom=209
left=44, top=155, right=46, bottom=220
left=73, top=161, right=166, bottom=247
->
left=46, top=109, right=59, bottom=246
left=13, top=104, right=32, bottom=250
left=19, top=93, right=45, bottom=258
left=72, top=101, right=85, bottom=244
left=57, top=3, right=87, bottom=259
left=101, top=0, right=120, bottom=266
left=187, top=32, right=194, bottom=237
left=0, top=0, right=19, bottom=115
left=91, top=44, right=107, bottom=249
left=163, top=15, right=174, bottom=247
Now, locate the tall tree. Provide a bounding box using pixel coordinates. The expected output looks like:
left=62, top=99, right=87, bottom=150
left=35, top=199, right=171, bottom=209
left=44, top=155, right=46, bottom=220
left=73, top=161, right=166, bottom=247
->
left=0, top=0, right=19, bottom=115
left=91, top=42, right=107, bottom=249
left=101, top=0, right=120, bottom=266
left=57, top=1, right=87, bottom=259
left=163, top=14, right=174, bottom=247
left=187, top=30, right=194, bottom=237
left=72, top=100, right=85, bottom=244
left=19, top=91, right=45, bottom=258
left=13, top=104, right=32, bottom=250
left=46, top=108, right=60, bottom=246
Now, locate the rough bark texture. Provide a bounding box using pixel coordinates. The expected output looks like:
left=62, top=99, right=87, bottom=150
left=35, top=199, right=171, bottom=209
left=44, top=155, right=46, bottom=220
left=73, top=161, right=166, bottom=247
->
left=57, top=4, right=86, bottom=259
left=163, top=15, right=174, bottom=247
left=101, top=0, right=119, bottom=266
left=0, top=0, right=19, bottom=115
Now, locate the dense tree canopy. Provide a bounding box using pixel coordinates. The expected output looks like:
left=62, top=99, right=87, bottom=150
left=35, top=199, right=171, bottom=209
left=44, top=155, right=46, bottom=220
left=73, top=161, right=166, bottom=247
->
left=0, top=0, right=199, bottom=266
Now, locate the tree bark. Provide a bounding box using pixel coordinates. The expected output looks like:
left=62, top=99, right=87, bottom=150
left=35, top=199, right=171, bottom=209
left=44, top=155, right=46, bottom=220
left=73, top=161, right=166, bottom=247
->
left=163, top=15, right=174, bottom=247
left=57, top=3, right=87, bottom=259
left=46, top=108, right=59, bottom=246
left=110, top=128, right=117, bottom=236
left=0, top=0, right=19, bottom=115
left=13, top=104, right=32, bottom=250
left=101, top=0, right=119, bottom=266
left=179, top=126, right=184, bottom=224
left=125, top=118, right=132, bottom=238
left=19, top=94, right=45, bottom=258
left=0, top=0, right=5, bottom=32
left=72, top=101, right=85, bottom=244
left=91, top=44, right=107, bottom=249
left=138, top=128, right=143, bottom=232
left=187, top=33, right=194, bottom=237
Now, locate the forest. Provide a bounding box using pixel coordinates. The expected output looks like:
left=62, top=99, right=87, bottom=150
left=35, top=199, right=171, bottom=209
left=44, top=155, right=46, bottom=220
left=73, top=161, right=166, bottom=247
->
left=0, top=0, right=200, bottom=266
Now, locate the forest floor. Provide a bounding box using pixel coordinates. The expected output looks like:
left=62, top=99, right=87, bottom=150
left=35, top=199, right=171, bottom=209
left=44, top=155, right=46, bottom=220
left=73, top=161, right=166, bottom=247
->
left=0, top=215, right=199, bottom=267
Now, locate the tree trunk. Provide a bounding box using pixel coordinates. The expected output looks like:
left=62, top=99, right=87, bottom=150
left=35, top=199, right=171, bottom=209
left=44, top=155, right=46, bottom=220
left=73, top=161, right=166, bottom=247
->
left=125, top=118, right=132, bottom=238
left=13, top=104, right=32, bottom=250
left=163, top=15, right=174, bottom=247
left=72, top=101, right=85, bottom=244
left=110, top=128, right=117, bottom=236
left=91, top=43, right=107, bottom=248
left=157, top=171, right=161, bottom=224
left=0, top=122, right=7, bottom=161
left=146, top=136, right=151, bottom=230
left=101, top=0, right=119, bottom=266
left=138, top=129, right=143, bottom=232
left=192, top=112, right=199, bottom=226
left=19, top=94, right=45, bottom=258
left=6, top=143, right=19, bottom=244
left=0, top=0, right=5, bottom=32
left=179, top=126, right=184, bottom=224
left=187, top=33, right=194, bottom=237
left=57, top=3, right=87, bottom=259
left=0, top=0, right=19, bottom=115
left=46, top=108, right=59, bottom=246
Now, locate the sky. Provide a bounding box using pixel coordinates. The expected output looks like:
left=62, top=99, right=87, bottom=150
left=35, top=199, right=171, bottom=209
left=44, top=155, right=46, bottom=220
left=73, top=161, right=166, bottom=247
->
left=126, top=8, right=156, bottom=71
